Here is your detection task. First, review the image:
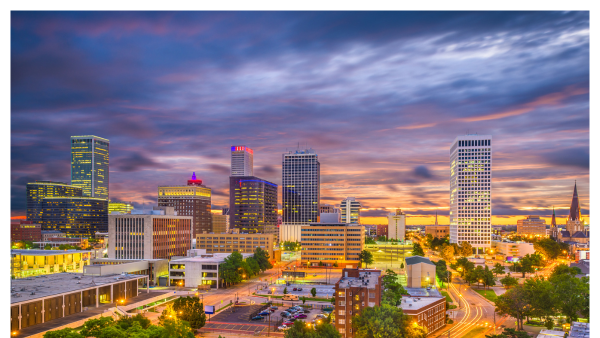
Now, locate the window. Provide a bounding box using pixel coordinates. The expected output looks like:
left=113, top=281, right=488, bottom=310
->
left=338, top=310, right=345, bottom=316
left=339, top=329, right=345, bottom=334
left=339, top=301, right=345, bottom=306
left=339, top=319, right=345, bottom=324
left=338, top=292, right=345, bottom=297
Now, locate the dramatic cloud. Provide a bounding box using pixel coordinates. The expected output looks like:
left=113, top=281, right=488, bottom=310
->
left=10, top=11, right=589, bottom=224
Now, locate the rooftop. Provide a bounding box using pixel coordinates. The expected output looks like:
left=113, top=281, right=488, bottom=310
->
left=538, top=329, right=569, bottom=338
left=405, top=256, right=435, bottom=266
left=11, top=249, right=93, bottom=256
left=337, top=270, right=382, bottom=290
left=11, top=272, right=143, bottom=304
left=398, top=295, right=444, bottom=310
left=569, top=322, right=590, bottom=338
left=171, top=252, right=253, bottom=263
left=405, top=288, right=443, bottom=297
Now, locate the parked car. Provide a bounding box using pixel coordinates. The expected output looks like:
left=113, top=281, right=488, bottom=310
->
left=294, top=314, right=308, bottom=319
left=251, top=315, right=264, bottom=320
left=298, top=287, right=303, bottom=291
left=258, top=311, right=270, bottom=316
left=267, top=290, right=272, bottom=294
left=282, top=295, right=299, bottom=301
left=293, top=287, right=298, bottom=291
left=281, top=312, right=291, bottom=317
left=303, top=309, right=311, bottom=313
left=287, top=318, right=297, bottom=322
left=316, top=314, right=327, bottom=319
left=282, top=321, right=294, bottom=326
left=271, top=306, right=279, bottom=310
left=278, top=326, right=290, bottom=331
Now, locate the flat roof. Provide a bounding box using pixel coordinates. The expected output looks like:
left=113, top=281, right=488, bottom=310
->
left=406, top=288, right=443, bottom=297
left=171, top=252, right=253, bottom=263
left=11, top=272, right=143, bottom=304
left=11, top=249, right=93, bottom=256
left=337, top=270, right=382, bottom=290
left=398, top=295, right=444, bottom=311
left=91, top=258, right=167, bottom=263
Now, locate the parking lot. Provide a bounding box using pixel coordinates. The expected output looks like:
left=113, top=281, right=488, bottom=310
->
left=257, top=284, right=335, bottom=298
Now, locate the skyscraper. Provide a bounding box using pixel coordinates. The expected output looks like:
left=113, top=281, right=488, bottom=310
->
left=280, top=148, right=320, bottom=242
left=27, top=181, right=83, bottom=223
left=71, top=135, right=110, bottom=199
left=340, top=197, right=361, bottom=224
left=387, top=209, right=406, bottom=240
left=229, top=176, right=278, bottom=240
left=41, top=197, right=109, bottom=237
left=158, top=172, right=212, bottom=236
left=231, top=145, right=254, bottom=176
left=449, top=135, right=492, bottom=254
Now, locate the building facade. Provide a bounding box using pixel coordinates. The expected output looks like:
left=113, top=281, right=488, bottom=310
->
left=399, top=296, right=447, bottom=335
left=491, top=240, right=535, bottom=258
left=300, top=223, right=364, bottom=268
left=334, top=268, right=383, bottom=338
left=405, top=256, right=437, bottom=288
left=108, top=207, right=193, bottom=260
left=340, top=197, right=361, bottom=224
left=169, top=251, right=253, bottom=288
left=11, top=221, right=42, bottom=242
left=158, top=172, right=212, bottom=236
left=320, top=204, right=338, bottom=214
left=70, top=135, right=110, bottom=199
left=425, top=226, right=449, bottom=239
left=211, top=214, right=229, bottom=234
left=109, top=201, right=134, bottom=214
left=231, top=145, right=254, bottom=176
left=41, top=230, right=66, bottom=241
left=281, top=148, right=320, bottom=242
left=554, top=182, right=589, bottom=245
left=376, top=224, right=388, bottom=238
left=449, top=135, right=493, bottom=254
left=196, top=233, right=274, bottom=259
left=517, top=215, right=547, bottom=236
left=229, top=176, right=278, bottom=240
left=388, top=209, right=406, bottom=240
left=10, top=249, right=97, bottom=279
left=41, top=197, right=109, bottom=238
left=26, top=181, right=83, bottom=224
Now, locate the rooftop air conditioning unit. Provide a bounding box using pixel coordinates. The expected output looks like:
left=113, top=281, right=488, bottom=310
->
left=409, top=304, right=412, bottom=307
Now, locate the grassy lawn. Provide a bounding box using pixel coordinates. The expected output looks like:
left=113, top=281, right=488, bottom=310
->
left=440, top=291, right=453, bottom=303
left=216, top=303, right=233, bottom=312
left=462, top=327, right=486, bottom=338
left=474, top=289, right=498, bottom=303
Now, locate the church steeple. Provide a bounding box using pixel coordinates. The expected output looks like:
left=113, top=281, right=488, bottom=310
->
left=568, top=181, right=582, bottom=221
left=551, top=206, right=556, bottom=227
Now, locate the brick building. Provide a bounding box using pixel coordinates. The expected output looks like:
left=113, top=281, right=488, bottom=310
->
left=11, top=220, right=42, bottom=242
left=399, top=295, right=446, bottom=335
left=376, top=224, right=388, bottom=238
left=517, top=215, right=547, bottom=236
left=334, top=268, right=383, bottom=338
left=425, top=226, right=449, bottom=239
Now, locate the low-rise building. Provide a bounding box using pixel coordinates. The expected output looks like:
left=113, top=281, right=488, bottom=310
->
left=10, top=249, right=100, bottom=279
left=41, top=230, right=66, bottom=242
left=211, top=214, right=229, bottom=234
left=10, top=272, right=148, bottom=332
left=491, top=240, right=535, bottom=258
left=425, top=226, right=449, bottom=239
left=108, top=206, right=193, bottom=260
left=11, top=220, right=42, bottom=242
left=196, top=233, right=274, bottom=259
left=517, top=215, right=547, bottom=236
left=86, top=258, right=169, bottom=286
left=405, top=256, right=436, bottom=288
left=35, top=237, right=89, bottom=249
left=568, top=321, right=590, bottom=338
left=399, top=295, right=446, bottom=336
left=376, top=224, right=388, bottom=238
left=168, top=251, right=253, bottom=288
left=300, top=223, right=364, bottom=268
left=334, top=268, right=383, bottom=338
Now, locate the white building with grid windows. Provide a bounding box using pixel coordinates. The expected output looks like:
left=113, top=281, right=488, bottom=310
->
left=280, top=148, right=320, bottom=242
left=449, top=135, right=492, bottom=254
left=230, top=145, right=253, bottom=176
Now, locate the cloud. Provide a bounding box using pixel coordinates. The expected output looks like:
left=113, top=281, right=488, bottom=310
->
left=113, top=152, right=168, bottom=172
left=207, top=164, right=230, bottom=175
left=414, top=166, right=433, bottom=179
left=540, top=147, right=589, bottom=169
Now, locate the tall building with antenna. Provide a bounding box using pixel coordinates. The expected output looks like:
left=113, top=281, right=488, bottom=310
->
left=449, top=134, right=492, bottom=254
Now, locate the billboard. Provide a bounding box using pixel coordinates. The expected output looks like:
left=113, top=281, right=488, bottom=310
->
left=204, top=305, right=215, bottom=314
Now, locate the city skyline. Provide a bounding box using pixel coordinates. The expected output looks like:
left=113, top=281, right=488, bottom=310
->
left=11, top=12, right=589, bottom=225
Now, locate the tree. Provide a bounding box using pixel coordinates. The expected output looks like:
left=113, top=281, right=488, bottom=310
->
left=492, top=263, right=505, bottom=278
left=499, top=275, right=518, bottom=289
left=43, top=328, right=84, bottom=338
left=534, top=238, right=566, bottom=260
left=412, top=243, right=425, bottom=256
left=353, top=304, right=409, bottom=338
left=518, top=254, right=537, bottom=278
left=435, top=260, right=449, bottom=284
left=495, top=285, right=531, bottom=330
left=284, top=320, right=314, bottom=338
left=485, top=328, right=531, bottom=338
left=283, top=241, right=301, bottom=251
left=400, top=262, right=404, bottom=269
left=253, top=247, right=273, bottom=272
left=173, top=296, right=206, bottom=330
left=549, top=263, right=579, bottom=279
left=453, top=257, right=475, bottom=277
left=283, top=287, right=288, bottom=295
left=522, top=277, right=557, bottom=324
left=245, top=257, right=261, bottom=277
left=458, top=241, right=473, bottom=257
left=365, top=237, right=376, bottom=245
left=160, top=318, right=195, bottom=338
left=439, top=244, right=455, bottom=262
left=549, top=274, right=589, bottom=322
left=483, top=266, right=496, bottom=289
left=311, top=288, right=317, bottom=298
left=377, top=235, right=387, bottom=242
left=358, top=250, right=374, bottom=268
left=158, top=303, right=178, bottom=326
left=406, top=322, right=428, bottom=338
left=302, top=296, right=306, bottom=304
left=333, top=262, right=338, bottom=268
left=381, top=269, right=407, bottom=306
left=80, top=316, right=115, bottom=337
left=44, top=244, right=53, bottom=250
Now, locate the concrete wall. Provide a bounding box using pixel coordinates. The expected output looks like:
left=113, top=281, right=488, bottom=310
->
left=406, top=262, right=436, bottom=288
left=84, top=261, right=150, bottom=276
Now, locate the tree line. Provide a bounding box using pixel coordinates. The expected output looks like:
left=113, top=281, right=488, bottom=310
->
left=219, top=247, right=273, bottom=287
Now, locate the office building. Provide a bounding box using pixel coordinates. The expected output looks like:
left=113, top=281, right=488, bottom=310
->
left=334, top=268, right=383, bottom=338
left=449, top=135, right=493, bottom=254
left=425, top=226, right=449, bottom=239
left=321, top=212, right=341, bottom=223
left=231, top=145, right=254, bottom=176
left=41, top=230, right=66, bottom=242
left=86, top=258, right=169, bottom=286
left=41, top=197, right=109, bottom=237
left=34, top=237, right=89, bottom=249
left=405, top=256, right=437, bottom=288
left=517, top=215, right=547, bottom=236
left=222, top=207, right=230, bottom=215
left=387, top=209, right=406, bottom=240
left=320, top=204, right=338, bottom=214
left=70, top=135, right=110, bottom=199
left=399, top=295, right=447, bottom=335
left=568, top=322, right=590, bottom=338
left=229, top=176, right=278, bottom=240
left=376, top=224, right=388, bottom=238
left=300, top=223, right=364, bottom=268
left=10, top=272, right=148, bottom=332
left=169, top=251, right=253, bottom=288
left=158, top=172, right=212, bottom=236
left=108, top=206, right=192, bottom=260
left=11, top=221, right=42, bottom=242
left=340, top=197, right=361, bottom=224
left=196, top=233, right=274, bottom=258
left=281, top=148, right=320, bottom=242
left=211, top=214, right=229, bottom=234
left=491, top=240, right=534, bottom=258
left=109, top=201, right=134, bottom=214
left=26, top=181, right=83, bottom=224
left=10, top=249, right=99, bottom=279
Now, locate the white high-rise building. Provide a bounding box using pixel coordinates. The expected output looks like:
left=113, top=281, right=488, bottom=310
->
left=230, top=145, right=253, bottom=176
left=387, top=209, right=406, bottom=240
left=340, top=197, right=361, bottom=224
left=449, top=135, right=492, bottom=254
left=280, top=148, right=320, bottom=242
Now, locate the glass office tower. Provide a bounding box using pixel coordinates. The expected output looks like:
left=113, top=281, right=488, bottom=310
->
left=71, top=135, right=110, bottom=199
left=26, top=181, right=83, bottom=223
left=229, top=176, right=278, bottom=240
left=42, top=197, right=109, bottom=237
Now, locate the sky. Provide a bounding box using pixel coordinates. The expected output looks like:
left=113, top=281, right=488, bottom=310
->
left=11, top=11, right=589, bottom=225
